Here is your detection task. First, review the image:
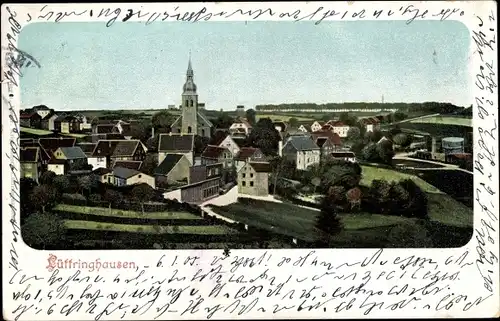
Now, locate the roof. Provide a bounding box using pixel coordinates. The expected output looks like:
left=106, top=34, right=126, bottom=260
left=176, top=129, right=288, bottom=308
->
left=285, top=136, right=320, bottom=151
left=20, top=112, right=40, bottom=119
left=331, top=152, right=356, bottom=158
left=39, top=137, right=76, bottom=152
left=92, top=140, right=141, bottom=157
left=20, top=147, right=39, bottom=162
left=113, top=160, right=143, bottom=170
left=232, top=117, right=252, bottom=128
left=158, top=134, right=194, bottom=152
left=235, top=147, right=260, bottom=161
left=154, top=154, right=184, bottom=176
left=202, top=145, right=228, bottom=159
left=248, top=162, right=272, bottom=173
left=93, top=167, right=113, bottom=175
left=96, top=124, right=115, bottom=134
left=58, top=147, right=87, bottom=159
left=327, top=120, right=347, bottom=127
left=311, top=131, right=342, bottom=145
left=197, top=112, right=213, bottom=127
left=41, top=111, right=57, bottom=120
left=77, top=143, right=96, bottom=155
left=112, top=166, right=142, bottom=179
left=32, top=105, right=50, bottom=110
left=48, top=159, right=67, bottom=165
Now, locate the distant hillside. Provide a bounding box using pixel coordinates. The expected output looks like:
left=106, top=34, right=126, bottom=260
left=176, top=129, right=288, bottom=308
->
left=256, top=102, right=466, bottom=114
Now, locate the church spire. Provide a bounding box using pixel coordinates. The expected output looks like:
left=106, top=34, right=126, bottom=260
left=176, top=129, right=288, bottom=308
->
left=187, top=51, right=193, bottom=77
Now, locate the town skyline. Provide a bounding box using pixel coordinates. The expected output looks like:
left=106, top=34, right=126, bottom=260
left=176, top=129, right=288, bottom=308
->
left=20, top=20, right=471, bottom=111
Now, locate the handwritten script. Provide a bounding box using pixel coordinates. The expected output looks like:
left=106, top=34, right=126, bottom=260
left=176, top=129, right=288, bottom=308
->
left=472, top=8, right=499, bottom=299
left=8, top=249, right=496, bottom=320
left=33, top=4, right=465, bottom=27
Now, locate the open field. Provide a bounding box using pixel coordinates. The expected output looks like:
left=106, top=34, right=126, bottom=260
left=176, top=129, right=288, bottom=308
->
left=360, top=165, right=442, bottom=193
left=61, top=133, right=88, bottom=138
left=64, top=220, right=237, bottom=234
left=20, top=127, right=53, bottom=135
left=54, top=204, right=201, bottom=220
left=257, top=114, right=316, bottom=122
left=409, top=116, right=472, bottom=127
left=360, top=165, right=472, bottom=227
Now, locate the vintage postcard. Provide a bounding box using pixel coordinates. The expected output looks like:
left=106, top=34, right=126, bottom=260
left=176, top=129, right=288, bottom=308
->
left=2, top=1, right=498, bottom=320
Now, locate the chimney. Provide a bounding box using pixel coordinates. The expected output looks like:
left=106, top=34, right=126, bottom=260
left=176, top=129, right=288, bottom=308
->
left=151, top=127, right=155, bottom=138
left=278, top=140, right=283, bottom=157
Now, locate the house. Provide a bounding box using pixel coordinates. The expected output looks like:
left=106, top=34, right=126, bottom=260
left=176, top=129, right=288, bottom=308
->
left=74, top=113, right=92, bottom=131
left=77, top=143, right=96, bottom=157
left=111, top=167, right=155, bottom=188
left=158, top=133, right=195, bottom=165
left=330, top=151, right=357, bottom=163
left=41, top=112, right=59, bottom=131
left=326, top=121, right=350, bottom=138
left=281, top=136, right=321, bottom=170
left=92, top=167, right=113, bottom=184
left=89, top=133, right=124, bottom=144
left=237, top=161, right=271, bottom=197
left=53, top=114, right=67, bottom=132
left=201, top=145, right=233, bottom=168
left=47, top=159, right=67, bottom=175
left=59, top=115, right=82, bottom=133
left=19, top=140, right=52, bottom=167
left=163, top=163, right=222, bottom=204
left=20, top=112, right=42, bottom=129
left=38, top=137, right=76, bottom=157
left=311, top=130, right=342, bottom=156
left=31, top=105, right=53, bottom=119
left=20, top=147, right=43, bottom=182
left=234, top=147, right=266, bottom=171
left=229, top=118, right=252, bottom=135
left=154, top=154, right=191, bottom=187
left=91, top=139, right=147, bottom=169
left=53, top=146, right=89, bottom=173
left=113, top=160, right=143, bottom=170
left=359, top=117, right=380, bottom=132
left=93, top=124, right=115, bottom=135
left=298, top=124, right=309, bottom=133
left=273, top=121, right=287, bottom=133
left=310, top=121, right=325, bottom=132
left=214, top=134, right=240, bottom=156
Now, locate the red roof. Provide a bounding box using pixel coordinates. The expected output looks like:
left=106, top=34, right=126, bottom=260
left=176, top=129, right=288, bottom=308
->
left=20, top=112, right=38, bottom=119
left=202, top=145, right=228, bottom=159
left=311, top=131, right=341, bottom=145
left=327, top=120, right=346, bottom=127
left=235, top=147, right=259, bottom=160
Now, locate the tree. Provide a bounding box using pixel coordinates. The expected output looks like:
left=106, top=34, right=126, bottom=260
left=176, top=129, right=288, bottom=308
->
left=31, top=184, right=57, bottom=213
left=368, top=180, right=392, bottom=214
left=21, top=212, right=64, bottom=249
left=104, top=189, right=123, bottom=208
left=311, top=177, right=321, bottom=194
left=131, top=184, right=156, bottom=214
left=194, top=135, right=210, bottom=156
left=339, top=112, right=350, bottom=123
left=288, top=117, right=299, bottom=128
left=327, top=185, right=347, bottom=205
left=394, top=111, right=408, bottom=122
left=314, top=196, right=343, bottom=246
left=346, top=127, right=361, bottom=143
left=376, top=140, right=395, bottom=164
left=77, top=175, right=93, bottom=195
left=152, top=110, right=174, bottom=132
left=141, top=153, right=159, bottom=176
left=52, top=175, right=70, bottom=195
left=246, top=121, right=281, bottom=155
left=212, top=112, right=234, bottom=129
left=209, top=130, right=229, bottom=145
left=365, top=129, right=383, bottom=143
left=346, top=187, right=362, bottom=210
left=129, top=120, right=151, bottom=142
left=39, top=171, right=56, bottom=185
left=20, top=177, right=38, bottom=221
left=245, top=109, right=256, bottom=125
left=393, top=133, right=413, bottom=148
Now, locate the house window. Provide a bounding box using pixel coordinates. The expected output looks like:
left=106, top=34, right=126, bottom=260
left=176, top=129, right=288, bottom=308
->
left=201, top=129, right=205, bottom=136
left=138, top=174, right=142, bottom=178
left=242, top=181, right=246, bottom=186
left=242, top=173, right=246, bottom=178
left=188, top=126, right=192, bottom=133
left=250, top=181, right=254, bottom=187
left=250, top=173, right=254, bottom=178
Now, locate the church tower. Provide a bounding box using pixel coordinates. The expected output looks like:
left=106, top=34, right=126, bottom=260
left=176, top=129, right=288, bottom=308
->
left=181, top=54, right=198, bottom=134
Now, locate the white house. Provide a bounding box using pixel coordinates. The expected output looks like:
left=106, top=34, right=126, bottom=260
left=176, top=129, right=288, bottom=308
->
left=310, top=121, right=324, bottom=132
left=281, top=136, right=321, bottom=170
left=327, top=121, right=350, bottom=138
left=330, top=151, right=357, bottom=163
left=216, top=134, right=240, bottom=156
left=359, top=117, right=381, bottom=133
left=298, top=124, right=309, bottom=132
left=229, top=118, right=252, bottom=135
left=87, top=155, right=108, bottom=170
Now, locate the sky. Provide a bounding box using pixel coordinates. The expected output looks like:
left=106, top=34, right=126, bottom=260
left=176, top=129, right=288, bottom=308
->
left=19, top=20, right=472, bottom=111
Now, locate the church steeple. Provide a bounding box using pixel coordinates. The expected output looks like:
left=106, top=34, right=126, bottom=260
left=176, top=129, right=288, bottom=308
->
left=183, top=52, right=196, bottom=93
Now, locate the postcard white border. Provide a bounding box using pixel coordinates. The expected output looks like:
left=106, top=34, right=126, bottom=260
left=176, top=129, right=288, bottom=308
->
left=2, top=1, right=498, bottom=320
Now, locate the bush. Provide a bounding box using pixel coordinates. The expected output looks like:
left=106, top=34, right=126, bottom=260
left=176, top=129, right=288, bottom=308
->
left=88, top=193, right=102, bottom=203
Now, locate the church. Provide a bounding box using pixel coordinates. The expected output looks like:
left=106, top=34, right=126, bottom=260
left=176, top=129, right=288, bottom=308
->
left=170, top=56, right=213, bottom=138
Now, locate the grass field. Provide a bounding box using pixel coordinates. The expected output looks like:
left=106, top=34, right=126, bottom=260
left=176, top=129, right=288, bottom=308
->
left=55, top=204, right=201, bottom=220
left=360, top=165, right=442, bottom=193
left=20, top=127, right=53, bottom=135
left=257, top=114, right=315, bottom=122
left=61, top=133, right=88, bottom=138
left=64, top=220, right=237, bottom=234
left=360, top=165, right=472, bottom=227
left=409, top=116, right=472, bottom=127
